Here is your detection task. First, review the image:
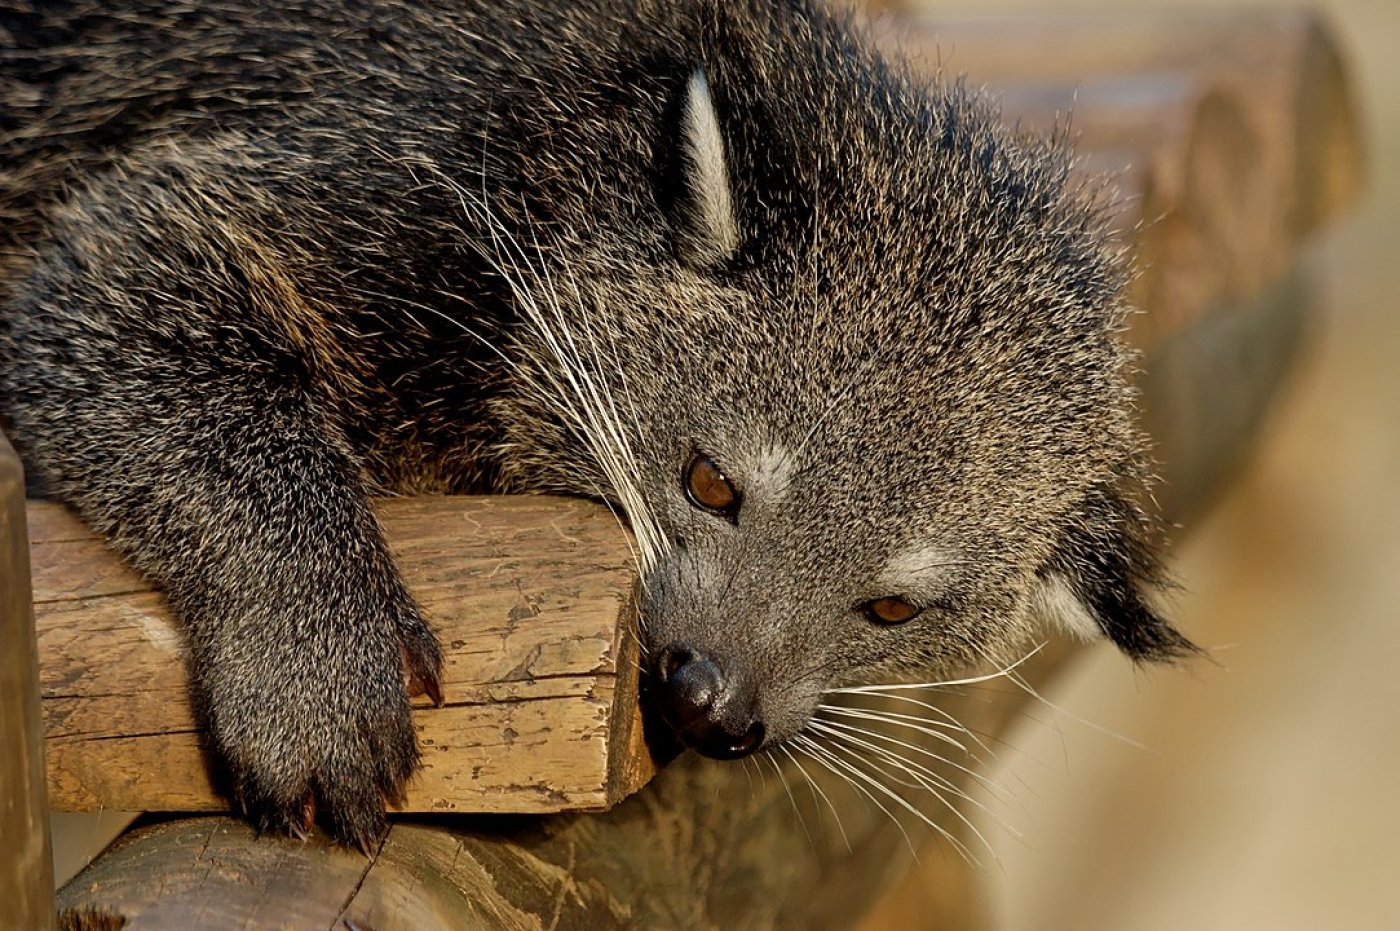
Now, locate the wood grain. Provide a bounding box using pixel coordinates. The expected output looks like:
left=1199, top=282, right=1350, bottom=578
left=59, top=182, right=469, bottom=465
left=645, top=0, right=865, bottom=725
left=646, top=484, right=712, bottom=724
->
left=0, top=433, right=56, bottom=930
left=33, top=495, right=657, bottom=814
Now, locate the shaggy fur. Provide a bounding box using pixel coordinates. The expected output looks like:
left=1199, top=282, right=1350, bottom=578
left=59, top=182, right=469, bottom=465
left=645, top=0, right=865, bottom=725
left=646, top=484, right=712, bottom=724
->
left=0, top=0, right=1194, bottom=847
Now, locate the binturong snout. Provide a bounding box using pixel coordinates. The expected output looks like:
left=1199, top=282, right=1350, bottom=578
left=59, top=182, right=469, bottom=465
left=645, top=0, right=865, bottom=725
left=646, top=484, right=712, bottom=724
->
left=654, top=644, right=765, bottom=759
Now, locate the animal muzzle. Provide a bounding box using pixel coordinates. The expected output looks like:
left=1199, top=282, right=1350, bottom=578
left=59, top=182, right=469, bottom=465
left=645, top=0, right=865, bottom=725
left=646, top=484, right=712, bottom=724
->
left=652, top=644, right=765, bottom=759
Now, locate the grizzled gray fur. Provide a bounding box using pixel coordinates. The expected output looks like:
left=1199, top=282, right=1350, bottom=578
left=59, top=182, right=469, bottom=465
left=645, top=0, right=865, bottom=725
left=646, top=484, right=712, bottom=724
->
left=0, top=0, right=1194, bottom=847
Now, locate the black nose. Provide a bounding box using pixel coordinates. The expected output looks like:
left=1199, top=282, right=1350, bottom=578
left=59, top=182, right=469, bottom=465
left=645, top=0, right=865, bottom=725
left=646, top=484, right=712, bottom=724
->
left=655, top=645, right=765, bottom=759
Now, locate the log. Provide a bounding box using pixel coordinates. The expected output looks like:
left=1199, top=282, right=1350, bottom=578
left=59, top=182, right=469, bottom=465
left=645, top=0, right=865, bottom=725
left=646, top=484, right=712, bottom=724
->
left=47, top=7, right=1364, bottom=930
left=871, top=9, right=1364, bottom=345
left=0, top=432, right=56, bottom=930
left=882, top=6, right=1365, bottom=232
left=34, top=495, right=655, bottom=814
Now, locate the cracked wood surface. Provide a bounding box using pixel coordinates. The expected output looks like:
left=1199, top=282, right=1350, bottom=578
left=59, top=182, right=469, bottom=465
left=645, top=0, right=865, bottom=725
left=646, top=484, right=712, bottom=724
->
left=31, top=495, right=656, bottom=814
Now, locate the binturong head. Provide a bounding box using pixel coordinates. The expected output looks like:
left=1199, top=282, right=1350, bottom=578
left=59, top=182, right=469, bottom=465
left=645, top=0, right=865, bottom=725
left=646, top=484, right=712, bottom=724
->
left=490, top=4, right=1198, bottom=761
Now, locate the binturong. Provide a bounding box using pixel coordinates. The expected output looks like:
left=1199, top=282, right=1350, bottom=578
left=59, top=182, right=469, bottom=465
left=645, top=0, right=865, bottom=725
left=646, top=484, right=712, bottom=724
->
left=0, top=0, right=1197, bottom=847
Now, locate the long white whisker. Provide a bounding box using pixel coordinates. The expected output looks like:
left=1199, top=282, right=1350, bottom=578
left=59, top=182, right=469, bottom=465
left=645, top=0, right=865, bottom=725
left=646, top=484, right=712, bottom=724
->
left=828, top=645, right=1046, bottom=694
left=816, top=705, right=969, bottom=753
left=519, top=224, right=663, bottom=572
left=810, top=718, right=1013, bottom=805
left=821, top=731, right=1006, bottom=866
left=821, top=691, right=998, bottom=759
left=816, top=725, right=972, bottom=806
left=549, top=261, right=666, bottom=571
left=783, top=743, right=851, bottom=853
left=809, top=722, right=1015, bottom=857
left=440, top=172, right=667, bottom=578
left=794, top=735, right=919, bottom=859
left=971, top=642, right=1151, bottom=752
left=804, top=732, right=975, bottom=865
left=811, top=719, right=991, bottom=806
left=764, top=750, right=815, bottom=849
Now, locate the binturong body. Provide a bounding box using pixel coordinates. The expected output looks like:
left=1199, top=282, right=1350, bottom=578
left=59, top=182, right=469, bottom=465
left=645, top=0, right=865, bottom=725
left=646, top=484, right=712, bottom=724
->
left=0, top=0, right=1195, bottom=846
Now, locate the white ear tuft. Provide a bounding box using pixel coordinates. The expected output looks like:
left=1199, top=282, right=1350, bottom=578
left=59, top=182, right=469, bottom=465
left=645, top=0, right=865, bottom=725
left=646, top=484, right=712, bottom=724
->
left=676, top=68, right=740, bottom=268
left=1032, top=573, right=1104, bottom=643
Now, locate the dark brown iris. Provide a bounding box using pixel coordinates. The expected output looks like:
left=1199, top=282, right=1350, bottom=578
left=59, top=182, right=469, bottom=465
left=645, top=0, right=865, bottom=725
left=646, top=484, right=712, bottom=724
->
left=862, top=596, right=922, bottom=625
left=684, top=452, right=740, bottom=519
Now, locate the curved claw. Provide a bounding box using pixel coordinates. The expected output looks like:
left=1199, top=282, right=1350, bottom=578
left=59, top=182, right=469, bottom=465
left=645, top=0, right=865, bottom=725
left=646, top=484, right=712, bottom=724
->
left=405, top=661, right=444, bottom=706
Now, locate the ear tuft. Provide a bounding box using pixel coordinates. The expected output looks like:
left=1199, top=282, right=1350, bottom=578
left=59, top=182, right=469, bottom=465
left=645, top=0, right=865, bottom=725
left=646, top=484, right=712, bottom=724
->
left=674, top=69, right=740, bottom=268
left=1039, top=487, right=1200, bottom=664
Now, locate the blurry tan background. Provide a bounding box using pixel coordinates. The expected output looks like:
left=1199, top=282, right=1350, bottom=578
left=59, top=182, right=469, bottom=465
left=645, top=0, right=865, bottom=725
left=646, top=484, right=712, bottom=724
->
left=889, top=0, right=1400, bottom=928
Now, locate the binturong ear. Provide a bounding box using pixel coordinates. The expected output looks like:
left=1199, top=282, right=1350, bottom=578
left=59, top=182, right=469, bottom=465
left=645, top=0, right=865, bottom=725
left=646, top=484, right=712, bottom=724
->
left=671, top=68, right=741, bottom=269
left=1034, top=486, right=1200, bottom=663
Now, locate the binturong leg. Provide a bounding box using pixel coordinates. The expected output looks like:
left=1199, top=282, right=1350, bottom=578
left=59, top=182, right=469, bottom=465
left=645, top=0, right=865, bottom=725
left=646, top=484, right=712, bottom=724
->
left=0, top=139, right=442, bottom=849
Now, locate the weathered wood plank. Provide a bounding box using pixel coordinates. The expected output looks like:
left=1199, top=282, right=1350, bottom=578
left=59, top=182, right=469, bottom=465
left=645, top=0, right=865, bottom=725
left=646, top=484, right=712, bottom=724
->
left=0, top=433, right=56, bottom=930
left=34, top=495, right=656, bottom=814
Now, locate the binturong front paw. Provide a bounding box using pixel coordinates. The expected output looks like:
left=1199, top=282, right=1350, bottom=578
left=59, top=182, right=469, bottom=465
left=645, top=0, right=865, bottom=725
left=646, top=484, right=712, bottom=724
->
left=196, top=600, right=442, bottom=851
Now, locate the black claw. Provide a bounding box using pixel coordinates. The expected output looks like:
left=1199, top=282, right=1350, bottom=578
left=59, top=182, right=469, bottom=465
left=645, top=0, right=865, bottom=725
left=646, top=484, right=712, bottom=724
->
left=422, top=673, right=444, bottom=707
left=400, top=621, right=445, bottom=707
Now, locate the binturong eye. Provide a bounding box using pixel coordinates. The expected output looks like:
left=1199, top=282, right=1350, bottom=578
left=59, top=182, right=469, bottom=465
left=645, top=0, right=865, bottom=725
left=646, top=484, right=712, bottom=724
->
left=861, top=596, right=922, bottom=625
left=683, top=452, right=741, bottom=520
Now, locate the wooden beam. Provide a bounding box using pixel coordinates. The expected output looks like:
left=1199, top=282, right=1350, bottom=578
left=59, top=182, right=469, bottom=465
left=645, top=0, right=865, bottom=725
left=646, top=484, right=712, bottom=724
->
left=33, top=495, right=656, bottom=814
left=1, top=432, right=56, bottom=930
